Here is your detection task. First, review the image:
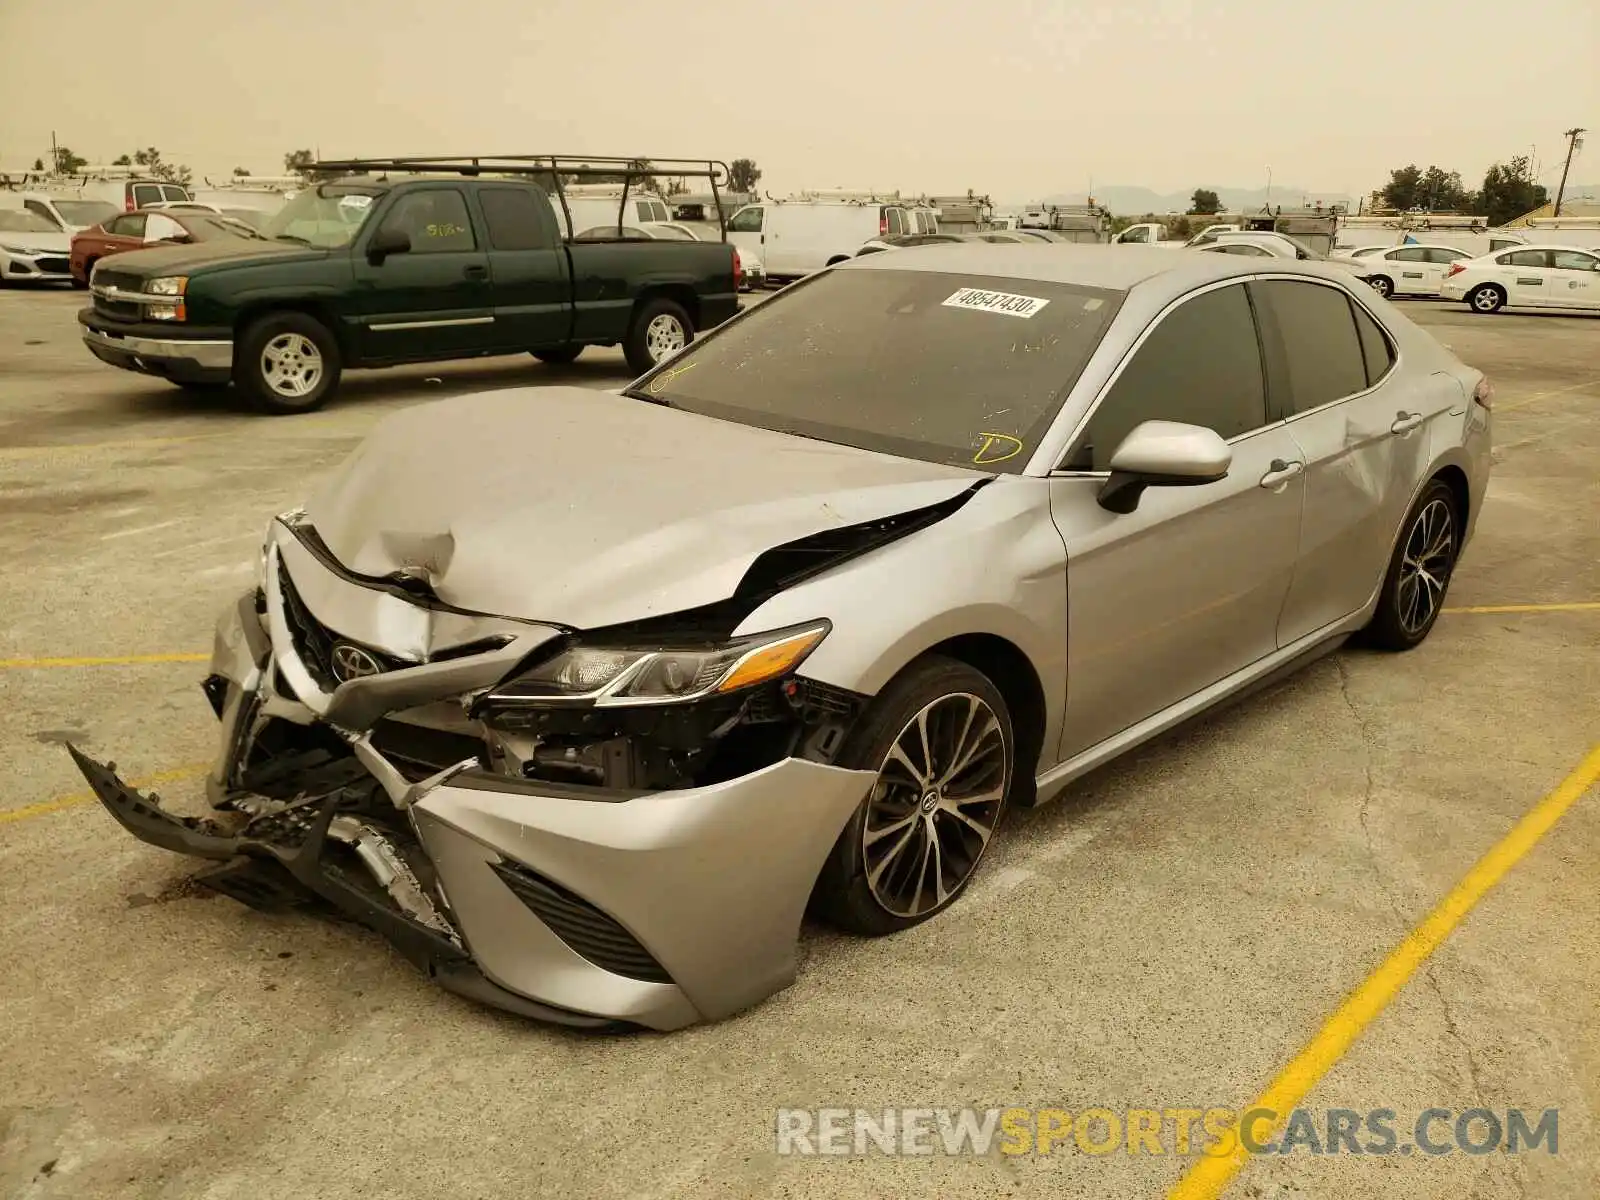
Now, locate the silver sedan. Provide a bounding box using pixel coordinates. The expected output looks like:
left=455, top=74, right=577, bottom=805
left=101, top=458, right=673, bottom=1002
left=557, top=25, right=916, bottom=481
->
left=72, top=245, right=1492, bottom=1030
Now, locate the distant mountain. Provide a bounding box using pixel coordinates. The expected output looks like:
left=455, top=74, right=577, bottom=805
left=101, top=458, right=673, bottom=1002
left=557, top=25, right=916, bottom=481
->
left=1016, top=185, right=1356, bottom=216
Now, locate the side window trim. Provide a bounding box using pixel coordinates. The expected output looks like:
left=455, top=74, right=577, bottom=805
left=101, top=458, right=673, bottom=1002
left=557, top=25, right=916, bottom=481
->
left=1252, top=275, right=1401, bottom=421
left=1049, top=278, right=1275, bottom=475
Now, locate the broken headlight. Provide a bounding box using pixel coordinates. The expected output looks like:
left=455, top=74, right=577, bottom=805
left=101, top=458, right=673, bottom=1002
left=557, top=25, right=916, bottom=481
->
left=486, top=621, right=830, bottom=708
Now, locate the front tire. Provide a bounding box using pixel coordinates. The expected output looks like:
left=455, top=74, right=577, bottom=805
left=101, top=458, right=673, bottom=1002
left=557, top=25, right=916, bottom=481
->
left=1363, top=480, right=1459, bottom=651
left=624, top=297, right=693, bottom=374
left=235, top=312, right=341, bottom=415
left=811, top=657, right=1014, bottom=936
left=1468, top=284, right=1505, bottom=314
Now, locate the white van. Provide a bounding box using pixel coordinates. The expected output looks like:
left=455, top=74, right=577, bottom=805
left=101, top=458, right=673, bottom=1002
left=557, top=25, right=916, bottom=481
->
left=724, top=199, right=913, bottom=278
left=552, top=191, right=672, bottom=236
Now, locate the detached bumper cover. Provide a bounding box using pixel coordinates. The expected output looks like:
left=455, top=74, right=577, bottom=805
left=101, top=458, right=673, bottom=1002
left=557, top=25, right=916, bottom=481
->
left=71, top=521, right=877, bottom=1029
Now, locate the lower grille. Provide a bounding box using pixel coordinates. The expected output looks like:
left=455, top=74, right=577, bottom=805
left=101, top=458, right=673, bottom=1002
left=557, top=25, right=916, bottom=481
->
left=93, top=298, right=142, bottom=321
left=36, top=256, right=70, bottom=275
left=490, top=859, right=673, bottom=984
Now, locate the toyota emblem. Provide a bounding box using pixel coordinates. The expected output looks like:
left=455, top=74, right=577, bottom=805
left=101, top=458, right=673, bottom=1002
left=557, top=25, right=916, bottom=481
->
left=330, top=642, right=384, bottom=683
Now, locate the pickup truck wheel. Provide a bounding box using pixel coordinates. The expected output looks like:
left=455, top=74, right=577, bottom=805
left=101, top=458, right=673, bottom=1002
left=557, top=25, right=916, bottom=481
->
left=624, top=298, right=693, bottom=374
left=532, top=346, right=583, bottom=364
left=236, top=313, right=341, bottom=415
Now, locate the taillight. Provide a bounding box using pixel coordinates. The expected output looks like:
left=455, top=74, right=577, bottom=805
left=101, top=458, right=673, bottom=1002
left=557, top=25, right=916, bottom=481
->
left=732, top=247, right=743, bottom=292
left=879, top=214, right=888, bottom=236
left=1473, top=376, right=1493, bottom=410
left=125, top=197, right=134, bottom=212
left=1445, top=262, right=1466, bottom=277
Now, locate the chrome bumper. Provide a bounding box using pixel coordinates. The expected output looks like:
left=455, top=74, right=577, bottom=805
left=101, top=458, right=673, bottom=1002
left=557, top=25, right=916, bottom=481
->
left=81, top=323, right=234, bottom=371
left=178, top=525, right=875, bottom=1029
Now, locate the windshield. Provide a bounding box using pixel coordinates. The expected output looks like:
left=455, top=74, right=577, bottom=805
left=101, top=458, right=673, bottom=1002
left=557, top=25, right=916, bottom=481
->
left=0, top=210, right=59, bottom=233
left=628, top=268, right=1125, bottom=474
left=52, top=199, right=119, bottom=227
left=260, top=183, right=381, bottom=248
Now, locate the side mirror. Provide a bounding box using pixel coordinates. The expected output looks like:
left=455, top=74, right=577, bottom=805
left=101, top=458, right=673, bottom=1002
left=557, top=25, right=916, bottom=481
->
left=1096, top=420, right=1232, bottom=514
left=367, top=226, right=411, bottom=265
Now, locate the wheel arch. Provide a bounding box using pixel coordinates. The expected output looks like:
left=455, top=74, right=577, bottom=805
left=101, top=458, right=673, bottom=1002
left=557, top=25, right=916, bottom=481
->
left=630, top=283, right=700, bottom=330
left=916, top=633, right=1047, bottom=807
left=236, top=299, right=348, bottom=355
left=824, top=254, right=851, bottom=267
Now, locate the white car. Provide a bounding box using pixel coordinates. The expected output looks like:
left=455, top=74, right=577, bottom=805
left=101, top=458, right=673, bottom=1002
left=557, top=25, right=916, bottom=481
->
left=1439, top=244, right=1600, bottom=314
left=1344, top=243, right=1475, bottom=299
left=0, top=206, right=73, bottom=283
left=1330, top=244, right=1394, bottom=262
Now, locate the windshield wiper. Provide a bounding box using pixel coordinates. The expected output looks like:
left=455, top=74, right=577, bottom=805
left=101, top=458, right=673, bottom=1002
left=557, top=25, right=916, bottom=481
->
left=273, top=233, right=313, bottom=246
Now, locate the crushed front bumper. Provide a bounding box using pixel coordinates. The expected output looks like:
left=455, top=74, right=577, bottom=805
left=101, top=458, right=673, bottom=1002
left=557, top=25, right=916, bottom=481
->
left=70, top=521, right=874, bottom=1030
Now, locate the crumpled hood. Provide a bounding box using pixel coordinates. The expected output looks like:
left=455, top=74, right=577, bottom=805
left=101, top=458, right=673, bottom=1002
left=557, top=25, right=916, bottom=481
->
left=303, top=387, right=983, bottom=628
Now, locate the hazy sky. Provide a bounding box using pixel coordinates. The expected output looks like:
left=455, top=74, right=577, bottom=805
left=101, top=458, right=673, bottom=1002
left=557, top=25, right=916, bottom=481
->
left=2, top=0, right=1595, bottom=201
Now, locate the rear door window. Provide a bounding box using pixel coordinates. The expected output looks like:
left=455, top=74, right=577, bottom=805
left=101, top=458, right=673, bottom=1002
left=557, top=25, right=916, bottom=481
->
left=479, top=187, right=556, bottom=250
left=1253, top=280, right=1371, bottom=415
left=885, top=208, right=906, bottom=237
left=1063, top=283, right=1267, bottom=471
left=160, top=185, right=189, bottom=203
left=1425, top=247, right=1468, bottom=264
left=130, top=183, right=163, bottom=208
left=1349, top=300, right=1396, bottom=387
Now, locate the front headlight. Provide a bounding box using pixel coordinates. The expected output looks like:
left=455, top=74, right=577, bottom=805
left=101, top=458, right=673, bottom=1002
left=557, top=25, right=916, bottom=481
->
left=147, top=275, right=188, bottom=296
left=488, top=621, right=830, bottom=707
left=146, top=275, right=188, bottom=321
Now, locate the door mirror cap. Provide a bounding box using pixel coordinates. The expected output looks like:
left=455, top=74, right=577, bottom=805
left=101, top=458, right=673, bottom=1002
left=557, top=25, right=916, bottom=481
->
left=1096, top=420, right=1232, bottom=514
left=367, top=226, right=411, bottom=264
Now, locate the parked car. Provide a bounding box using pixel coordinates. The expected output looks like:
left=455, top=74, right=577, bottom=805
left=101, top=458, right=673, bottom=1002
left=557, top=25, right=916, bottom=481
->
left=855, top=233, right=965, bottom=256
left=1330, top=244, right=1392, bottom=262
left=962, top=230, right=1068, bottom=244
left=1438, top=244, right=1600, bottom=314
left=70, top=208, right=261, bottom=287
left=725, top=199, right=916, bottom=278
left=77, top=165, right=741, bottom=412
left=1197, top=241, right=1282, bottom=258
left=1344, top=243, right=1475, bottom=298
left=0, top=206, right=74, bottom=283
left=9, top=192, right=121, bottom=234
left=71, top=243, right=1490, bottom=1030
left=147, top=200, right=272, bottom=229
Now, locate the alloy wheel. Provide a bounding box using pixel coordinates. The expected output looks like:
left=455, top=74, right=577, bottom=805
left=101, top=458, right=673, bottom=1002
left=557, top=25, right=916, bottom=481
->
left=1369, top=277, right=1392, bottom=298
left=644, top=313, right=686, bottom=363
left=260, top=333, right=323, bottom=399
left=1396, top=497, right=1455, bottom=635
left=861, top=693, right=1009, bottom=919
left=1471, top=287, right=1501, bottom=313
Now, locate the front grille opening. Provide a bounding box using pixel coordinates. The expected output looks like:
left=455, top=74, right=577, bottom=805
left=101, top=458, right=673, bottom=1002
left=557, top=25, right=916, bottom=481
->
left=276, top=561, right=408, bottom=689
left=490, top=859, right=673, bottom=984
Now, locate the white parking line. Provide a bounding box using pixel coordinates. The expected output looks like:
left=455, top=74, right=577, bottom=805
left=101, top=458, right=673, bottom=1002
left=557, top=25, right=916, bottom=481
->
left=99, top=520, right=182, bottom=541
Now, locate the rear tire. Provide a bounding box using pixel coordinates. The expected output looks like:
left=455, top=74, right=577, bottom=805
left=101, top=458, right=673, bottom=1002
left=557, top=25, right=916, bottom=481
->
left=1367, top=275, right=1394, bottom=299
left=234, top=312, right=341, bottom=415
left=1468, top=284, right=1505, bottom=314
left=623, top=297, right=693, bottom=375
left=811, top=657, right=1014, bottom=936
left=531, top=345, right=583, bottom=365
left=1362, top=480, right=1459, bottom=651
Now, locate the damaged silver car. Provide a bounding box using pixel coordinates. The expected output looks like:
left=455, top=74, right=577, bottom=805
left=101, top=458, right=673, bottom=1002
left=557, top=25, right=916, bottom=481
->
left=72, top=244, right=1492, bottom=1030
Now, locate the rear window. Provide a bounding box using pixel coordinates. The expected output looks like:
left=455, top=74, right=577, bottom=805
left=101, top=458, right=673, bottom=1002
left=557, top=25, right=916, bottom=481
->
left=631, top=268, right=1125, bottom=474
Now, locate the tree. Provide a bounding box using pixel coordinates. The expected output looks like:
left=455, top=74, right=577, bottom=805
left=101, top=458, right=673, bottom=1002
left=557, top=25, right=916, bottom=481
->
left=32, top=157, right=44, bottom=171
left=1379, top=164, right=1424, bottom=210
left=1189, top=188, right=1220, bottom=214
left=232, top=166, right=251, bottom=177
left=1170, top=215, right=1193, bottom=239
left=1473, top=156, right=1548, bottom=226
left=728, top=158, right=761, bottom=194
left=112, top=154, right=132, bottom=166
left=283, top=148, right=316, bottom=179
left=52, top=146, right=88, bottom=174
left=1378, top=163, right=1469, bottom=212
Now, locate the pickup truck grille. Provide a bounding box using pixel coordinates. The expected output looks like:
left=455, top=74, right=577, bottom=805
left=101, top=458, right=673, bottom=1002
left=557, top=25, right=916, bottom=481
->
left=94, top=297, right=142, bottom=321
left=91, top=269, right=146, bottom=321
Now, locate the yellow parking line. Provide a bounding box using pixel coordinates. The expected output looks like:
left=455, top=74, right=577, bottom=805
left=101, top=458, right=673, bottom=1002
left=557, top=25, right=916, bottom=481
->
left=0, top=764, right=209, bottom=827
left=1442, top=601, right=1600, bottom=615
left=1494, top=375, right=1600, bottom=414
left=1166, top=740, right=1600, bottom=1200
left=0, top=653, right=210, bottom=670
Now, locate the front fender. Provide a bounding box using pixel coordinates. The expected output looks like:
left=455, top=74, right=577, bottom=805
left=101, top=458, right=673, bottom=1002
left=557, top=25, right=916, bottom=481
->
left=731, top=477, right=1069, bottom=771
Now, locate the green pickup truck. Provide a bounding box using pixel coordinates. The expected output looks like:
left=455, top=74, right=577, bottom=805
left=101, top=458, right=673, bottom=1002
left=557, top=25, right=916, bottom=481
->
left=77, top=158, right=742, bottom=413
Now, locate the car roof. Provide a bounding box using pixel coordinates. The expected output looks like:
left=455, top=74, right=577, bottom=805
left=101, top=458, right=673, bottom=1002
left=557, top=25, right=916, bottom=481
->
left=839, top=241, right=1319, bottom=291
left=1486, top=242, right=1599, bottom=252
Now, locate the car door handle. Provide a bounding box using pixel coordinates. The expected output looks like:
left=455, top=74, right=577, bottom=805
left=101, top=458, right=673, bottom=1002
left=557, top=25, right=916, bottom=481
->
left=464, top=265, right=488, bottom=280
left=1391, top=412, right=1424, bottom=434
left=1259, top=459, right=1304, bottom=488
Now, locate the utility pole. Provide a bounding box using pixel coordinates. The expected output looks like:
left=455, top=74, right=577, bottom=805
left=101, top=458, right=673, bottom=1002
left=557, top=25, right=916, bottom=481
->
left=1553, top=127, right=1586, bottom=217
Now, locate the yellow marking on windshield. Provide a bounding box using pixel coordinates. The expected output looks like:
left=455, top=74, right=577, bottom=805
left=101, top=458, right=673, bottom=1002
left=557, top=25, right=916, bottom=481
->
left=973, top=433, right=1025, bottom=465
left=647, top=361, right=699, bottom=394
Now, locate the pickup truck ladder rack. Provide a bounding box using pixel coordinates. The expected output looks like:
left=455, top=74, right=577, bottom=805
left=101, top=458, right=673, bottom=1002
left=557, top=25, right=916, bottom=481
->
left=308, top=155, right=733, bottom=239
